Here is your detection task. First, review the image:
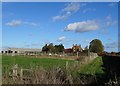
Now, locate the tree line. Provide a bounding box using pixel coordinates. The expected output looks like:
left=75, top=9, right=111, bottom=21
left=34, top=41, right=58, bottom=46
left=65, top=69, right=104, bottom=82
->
left=42, top=39, right=104, bottom=54
left=42, top=43, right=64, bottom=54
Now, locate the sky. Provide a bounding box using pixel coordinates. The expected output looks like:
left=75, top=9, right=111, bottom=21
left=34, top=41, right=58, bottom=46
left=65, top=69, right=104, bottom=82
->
left=2, top=2, right=118, bottom=52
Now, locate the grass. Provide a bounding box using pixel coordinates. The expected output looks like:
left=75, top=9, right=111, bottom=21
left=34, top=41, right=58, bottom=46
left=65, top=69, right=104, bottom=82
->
left=78, top=57, right=104, bottom=75
left=2, top=55, right=109, bottom=84
left=2, top=55, right=105, bottom=75
left=2, top=55, right=74, bottom=70
left=2, top=55, right=104, bottom=74
left=2, top=55, right=120, bottom=85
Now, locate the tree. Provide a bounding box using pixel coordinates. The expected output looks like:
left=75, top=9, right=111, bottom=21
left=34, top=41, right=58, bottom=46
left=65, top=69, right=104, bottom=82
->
left=54, top=44, right=64, bottom=54
left=89, top=39, right=104, bottom=53
left=58, top=44, right=64, bottom=52
left=54, top=45, right=59, bottom=53
left=42, top=44, right=49, bottom=53
left=42, top=43, right=65, bottom=54
left=85, top=46, right=88, bottom=50
left=83, top=46, right=89, bottom=53
left=48, top=43, right=55, bottom=53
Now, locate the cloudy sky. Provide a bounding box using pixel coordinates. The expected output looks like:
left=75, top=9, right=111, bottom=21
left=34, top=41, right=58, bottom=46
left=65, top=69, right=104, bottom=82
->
left=2, top=2, right=118, bottom=52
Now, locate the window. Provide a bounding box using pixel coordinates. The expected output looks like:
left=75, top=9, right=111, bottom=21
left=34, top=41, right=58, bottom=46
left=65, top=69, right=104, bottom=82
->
left=15, top=51, right=18, bottom=53
left=5, top=51, right=8, bottom=53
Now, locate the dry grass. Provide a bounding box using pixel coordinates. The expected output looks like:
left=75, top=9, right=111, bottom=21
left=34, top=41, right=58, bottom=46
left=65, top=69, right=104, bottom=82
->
left=2, top=65, right=120, bottom=85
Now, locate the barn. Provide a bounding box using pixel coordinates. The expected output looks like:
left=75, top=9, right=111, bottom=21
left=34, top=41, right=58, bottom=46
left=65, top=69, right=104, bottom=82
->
left=1, top=47, right=41, bottom=55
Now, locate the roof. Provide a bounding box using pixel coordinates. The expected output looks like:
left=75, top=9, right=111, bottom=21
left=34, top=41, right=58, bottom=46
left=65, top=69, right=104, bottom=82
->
left=1, top=47, right=41, bottom=52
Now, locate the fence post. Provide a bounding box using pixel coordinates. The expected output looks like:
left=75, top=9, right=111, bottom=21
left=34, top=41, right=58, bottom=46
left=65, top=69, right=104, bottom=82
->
left=66, top=61, right=68, bottom=70
left=5, top=65, right=8, bottom=78
left=12, top=64, right=18, bottom=81
left=20, top=68, right=23, bottom=81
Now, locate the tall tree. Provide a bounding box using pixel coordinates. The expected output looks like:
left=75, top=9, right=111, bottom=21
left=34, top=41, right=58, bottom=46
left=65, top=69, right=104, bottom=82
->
left=42, top=44, right=49, bottom=53
left=42, top=43, right=65, bottom=54
left=48, top=43, right=54, bottom=53
left=89, top=39, right=104, bottom=53
left=58, top=44, right=64, bottom=52
left=54, top=45, right=59, bottom=53
left=54, top=44, right=64, bottom=53
left=84, top=46, right=89, bottom=53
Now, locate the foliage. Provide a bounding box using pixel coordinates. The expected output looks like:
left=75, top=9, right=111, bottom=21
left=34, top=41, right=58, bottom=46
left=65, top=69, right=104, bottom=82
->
left=42, top=43, right=64, bottom=54
left=78, top=57, right=104, bottom=75
left=48, top=43, right=55, bottom=53
left=89, top=39, right=104, bottom=53
left=83, top=46, right=89, bottom=53
left=57, top=44, right=64, bottom=53
left=2, top=55, right=120, bottom=85
left=42, top=44, right=49, bottom=53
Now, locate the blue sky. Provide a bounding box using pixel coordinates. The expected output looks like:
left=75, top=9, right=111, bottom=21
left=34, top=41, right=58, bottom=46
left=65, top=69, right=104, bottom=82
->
left=2, top=2, right=118, bottom=52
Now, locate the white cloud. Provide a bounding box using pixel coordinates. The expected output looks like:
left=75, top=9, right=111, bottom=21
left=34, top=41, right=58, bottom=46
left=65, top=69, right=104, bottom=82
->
left=105, top=42, right=118, bottom=49
left=62, top=3, right=80, bottom=12
left=83, top=8, right=96, bottom=13
left=52, top=12, right=71, bottom=21
left=57, top=36, right=66, bottom=42
left=98, top=15, right=117, bottom=35
left=98, top=29, right=109, bottom=35
left=106, top=20, right=117, bottom=26
left=106, top=15, right=117, bottom=26
left=106, top=15, right=111, bottom=20
left=24, top=22, right=39, bottom=26
left=30, top=22, right=38, bottom=26
left=6, top=20, right=39, bottom=27
left=106, top=21, right=112, bottom=26
left=65, top=20, right=99, bottom=33
left=53, top=3, right=80, bottom=21
left=6, top=20, right=22, bottom=26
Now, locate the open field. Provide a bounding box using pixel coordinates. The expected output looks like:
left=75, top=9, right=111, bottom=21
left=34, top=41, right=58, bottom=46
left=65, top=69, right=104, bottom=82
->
left=2, top=55, right=104, bottom=76
left=2, top=55, right=75, bottom=70
left=2, top=55, right=120, bottom=85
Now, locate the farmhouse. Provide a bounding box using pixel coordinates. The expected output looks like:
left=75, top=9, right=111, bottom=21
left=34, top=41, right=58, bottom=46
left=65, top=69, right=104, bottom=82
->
left=65, top=44, right=83, bottom=53
left=72, top=44, right=83, bottom=52
left=1, top=47, right=41, bottom=55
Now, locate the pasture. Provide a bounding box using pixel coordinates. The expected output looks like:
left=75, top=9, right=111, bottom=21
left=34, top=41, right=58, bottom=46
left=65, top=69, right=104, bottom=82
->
left=2, top=55, right=104, bottom=75
left=2, top=55, right=75, bottom=70
left=3, top=55, right=114, bottom=85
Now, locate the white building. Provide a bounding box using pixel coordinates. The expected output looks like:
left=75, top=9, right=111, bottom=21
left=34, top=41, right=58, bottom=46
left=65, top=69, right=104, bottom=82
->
left=1, top=47, right=41, bottom=55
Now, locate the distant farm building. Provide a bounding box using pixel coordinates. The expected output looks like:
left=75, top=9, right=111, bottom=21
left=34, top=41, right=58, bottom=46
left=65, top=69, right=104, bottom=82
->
left=64, top=44, right=83, bottom=53
left=72, top=44, right=83, bottom=52
left=1, top=47, right=41, bottom=55
left=64, top=48, right=73, bottom=53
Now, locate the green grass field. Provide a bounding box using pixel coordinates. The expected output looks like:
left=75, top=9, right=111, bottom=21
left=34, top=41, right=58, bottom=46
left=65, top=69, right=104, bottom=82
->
left=2, top=55, right=74, bottom=70
left=2, top=55, right=106, bottom=84
left=3, top=55, right=120, bottom=85
left=2, top=55, right=104, bottom=75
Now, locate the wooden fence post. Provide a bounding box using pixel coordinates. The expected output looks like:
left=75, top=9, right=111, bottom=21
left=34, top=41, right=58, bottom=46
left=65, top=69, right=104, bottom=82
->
left=66, top=61, right=68, bottom=70
left=20, top=68, right=23, bottom=81
left=12, top=64, right=18, bottom=81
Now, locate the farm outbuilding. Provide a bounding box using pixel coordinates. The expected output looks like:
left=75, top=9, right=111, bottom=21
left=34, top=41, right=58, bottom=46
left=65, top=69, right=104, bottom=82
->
left=1, top=47, right=41, bottom=55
